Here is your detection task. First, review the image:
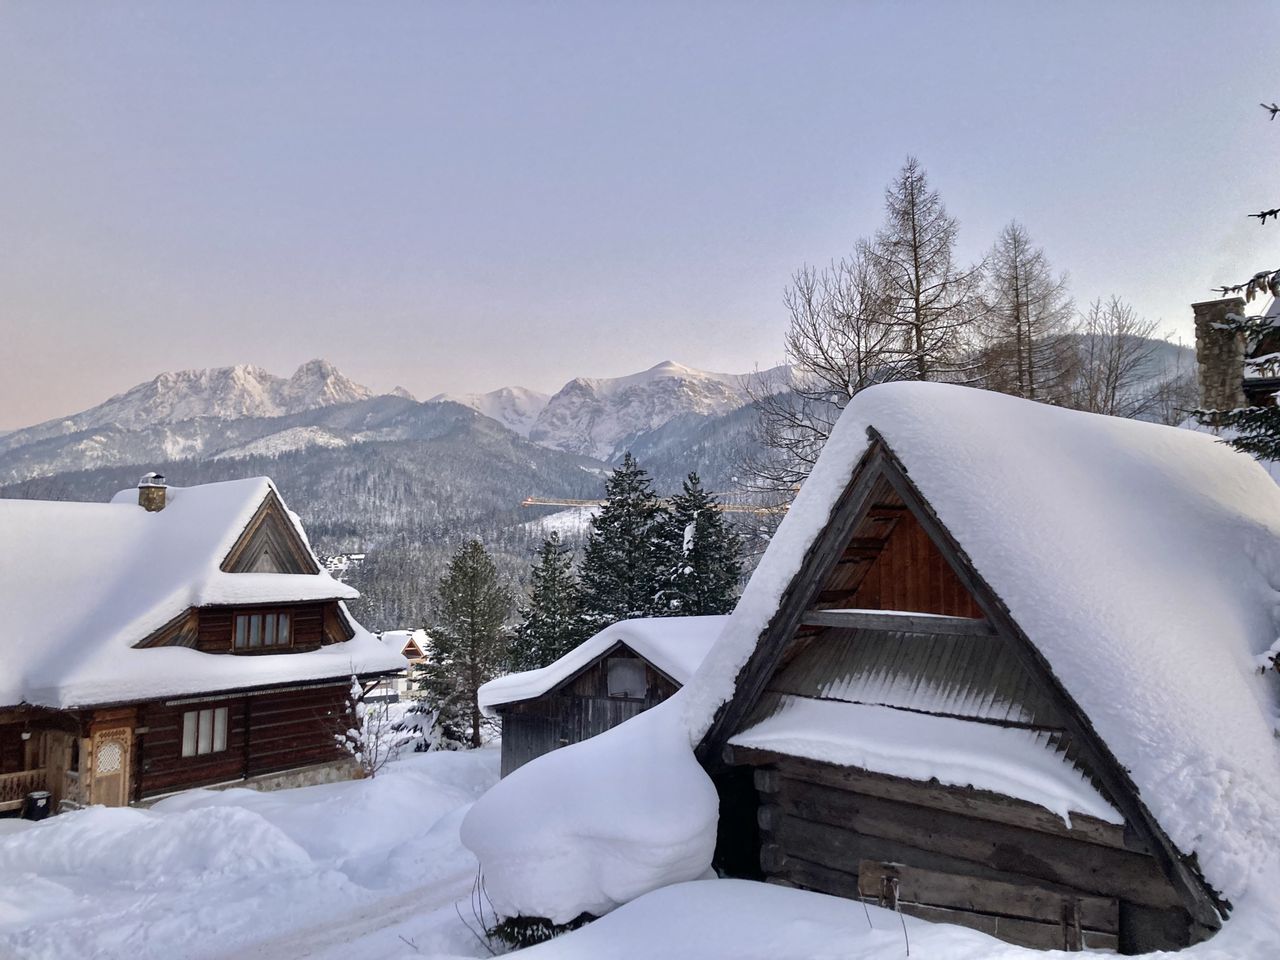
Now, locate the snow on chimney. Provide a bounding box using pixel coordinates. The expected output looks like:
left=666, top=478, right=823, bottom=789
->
left=1193, top=296, right=1247, bottom=423
left=138, top=472, right=168, bottom=512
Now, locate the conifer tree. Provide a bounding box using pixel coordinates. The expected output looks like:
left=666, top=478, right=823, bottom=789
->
left=657, top=472, right=743, bottom=616
left=869, top=156, right=983, bottom=382
left=425, top=539, right=511, bottom=748
left=578, top=453, right=666, bottom=628
left=510, top=532, right=586, bottom=670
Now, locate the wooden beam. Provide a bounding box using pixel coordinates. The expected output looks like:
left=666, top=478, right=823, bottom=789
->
left=800, top=608, right=995, bottom=637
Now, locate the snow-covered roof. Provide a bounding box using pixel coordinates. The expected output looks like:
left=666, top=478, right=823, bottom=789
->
left=380, top=628, right=429, bottom=659
left=685, top=381, right=1280, bottom=902
left=478, top=616, right=727, bottom=717
left=0, top=478, right=405, bottom=708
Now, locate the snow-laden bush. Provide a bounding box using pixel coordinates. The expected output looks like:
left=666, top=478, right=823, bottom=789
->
left=334, top=676, right=414, bottom=777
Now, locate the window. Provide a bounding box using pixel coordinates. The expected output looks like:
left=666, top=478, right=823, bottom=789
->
left=606, top=657, right=648, bottom=699
left=181, top=707, right=228, bottom=757
left=233, top=611, right=292, bottom=650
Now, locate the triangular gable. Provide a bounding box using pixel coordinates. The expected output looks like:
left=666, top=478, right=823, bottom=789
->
left=220, top=489, right=319, bottom=575
left=536, top=640, right=681, bottom=703
left=697, top=429, right=1221, bottom=930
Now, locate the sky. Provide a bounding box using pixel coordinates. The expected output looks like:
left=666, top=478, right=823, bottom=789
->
left=1, top=1, right=1278, bottom=429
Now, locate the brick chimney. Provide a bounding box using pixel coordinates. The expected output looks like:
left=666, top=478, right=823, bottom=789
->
left=1193, top=296, right=1247, bottom=423
left=138, top=472, right=168, bottom=512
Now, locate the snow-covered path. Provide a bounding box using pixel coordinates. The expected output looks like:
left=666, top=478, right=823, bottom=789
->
left=0, top=750, right=499, bottom=960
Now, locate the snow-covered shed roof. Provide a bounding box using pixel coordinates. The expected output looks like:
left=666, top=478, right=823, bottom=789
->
left=685, top=381, right=1280, bottom=904
left=478, top=616, right=728, bottom=717
left=0, top=477, right=405, bottom=708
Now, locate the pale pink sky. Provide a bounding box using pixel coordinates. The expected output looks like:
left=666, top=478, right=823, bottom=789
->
left=3, top=1, right=1277, bottom=429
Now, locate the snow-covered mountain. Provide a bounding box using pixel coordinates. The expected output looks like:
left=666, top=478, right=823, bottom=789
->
left=528, top=360, right=763, bottom=461
left=0, top=360, right=373, bottom=455
left=429, top=386, right=550, bottom=438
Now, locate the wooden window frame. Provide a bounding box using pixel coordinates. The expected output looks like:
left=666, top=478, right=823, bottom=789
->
left=232, top=609, right=294, bottom=653
left=181, top=706, right=229, bottom=758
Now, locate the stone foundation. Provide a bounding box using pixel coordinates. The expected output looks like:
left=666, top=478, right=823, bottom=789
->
left=133, top=757, right=361, bottom=808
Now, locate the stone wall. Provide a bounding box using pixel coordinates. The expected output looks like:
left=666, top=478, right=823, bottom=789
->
left=1192, top=296, right=1247, bottom=419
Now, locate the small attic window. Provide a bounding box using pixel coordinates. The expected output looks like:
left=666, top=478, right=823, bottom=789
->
left=234, top=611, right=292, bottom=650
left=606, top=657, right=647, bottom=699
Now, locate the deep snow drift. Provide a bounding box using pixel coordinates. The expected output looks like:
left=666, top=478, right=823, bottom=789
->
left=0, top=750, right=498, bottom=960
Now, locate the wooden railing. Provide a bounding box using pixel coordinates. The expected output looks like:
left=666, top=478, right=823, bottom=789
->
left=0, top=769, right=48, bottom=809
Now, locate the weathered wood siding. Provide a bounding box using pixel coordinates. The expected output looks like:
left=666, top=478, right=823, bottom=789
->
left=195, top=603, right=329, bottom=654
left=137, top=683, right=348, bottom=798
left=821, top=507, right=982, bottom=617
left=733, top=749, right=1192, bottom=953
left=499, top=648, right=679, bottom=777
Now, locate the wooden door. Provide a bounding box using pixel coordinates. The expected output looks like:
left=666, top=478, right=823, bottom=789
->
left=89, top=727, right=132, bottom=807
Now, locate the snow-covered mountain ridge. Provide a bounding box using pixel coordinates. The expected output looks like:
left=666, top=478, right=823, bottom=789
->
left=0, top=360, right=373, bottom=455
left=438, top=360, right=778, bottom=461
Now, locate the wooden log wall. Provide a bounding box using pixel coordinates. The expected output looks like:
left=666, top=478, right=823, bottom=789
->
left=738, top=751, right=1192, bottom=953
left=137, top=683, right=348, bottom=798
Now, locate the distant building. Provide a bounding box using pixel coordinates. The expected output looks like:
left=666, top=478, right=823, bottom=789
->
left=480, top=616, right=726, bottom=777
left=371, top=629, right=431, bottom=700
left=0, top=475, right=405, bottom=815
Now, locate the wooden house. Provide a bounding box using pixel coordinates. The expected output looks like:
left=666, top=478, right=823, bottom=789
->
left=691, top=382, right=1280, bottom=954
left=480, top=616, right=725, bottom=777
left=0, top=475, right=406, bottom=815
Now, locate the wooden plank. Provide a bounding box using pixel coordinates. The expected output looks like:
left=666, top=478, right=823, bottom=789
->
left=855, top=860, right=1118, bottom=933
left=903, top=902, right=1118, bottom=952
left=799, top=608, right=994, bottom=637
left=742, top=754, right=1132, bottom=853
left=770, top=792, right=1180, bottom=909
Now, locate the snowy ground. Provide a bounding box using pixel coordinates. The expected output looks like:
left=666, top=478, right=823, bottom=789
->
left=0, top=750, right=500, bottom=960
left=2, top=748, right=1278, bottom=960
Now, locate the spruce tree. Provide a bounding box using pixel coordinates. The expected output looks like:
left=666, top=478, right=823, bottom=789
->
left=426, top=539, right=511, bottom=748
left=657, top=472, right=743, bottom=616
left=510, top=532, right=586, bottom=670
left=578, top=453, right=666, bottom=628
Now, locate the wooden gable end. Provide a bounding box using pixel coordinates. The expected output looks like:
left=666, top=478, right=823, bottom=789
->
left=697, top=429, right=1222, bottom=937
left=220, top=490, right=319, bottom=575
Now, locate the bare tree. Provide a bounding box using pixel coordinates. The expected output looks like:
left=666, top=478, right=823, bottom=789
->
left=1067, top=297, right=1165, bottom=418
left=746, top=158, right=982, bottom=497
left=868, top=157, right=984, bottom=382
left=745, top=245, right=902, bottom=494
left=976, top=221, right=1075, bottom=402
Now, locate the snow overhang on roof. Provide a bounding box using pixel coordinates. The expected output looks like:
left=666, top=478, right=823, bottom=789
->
left=0, top=477, right=404, bottom=708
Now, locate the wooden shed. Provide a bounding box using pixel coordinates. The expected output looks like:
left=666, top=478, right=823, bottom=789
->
left=480, top=616, right=725, bottom=777
left=691, top=383, right=1280, bottom=954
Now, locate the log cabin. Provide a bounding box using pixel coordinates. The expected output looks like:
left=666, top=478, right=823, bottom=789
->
left=0, top=474, right=406, bottom=815
left=480, top=616, right=725, bottom=777
left=690, top=382, right=1280, bottom=954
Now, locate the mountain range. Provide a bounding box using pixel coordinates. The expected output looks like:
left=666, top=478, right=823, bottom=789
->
left=0, top=358, right=771, bottom=630
left=0, top=358, right=767, bottom=482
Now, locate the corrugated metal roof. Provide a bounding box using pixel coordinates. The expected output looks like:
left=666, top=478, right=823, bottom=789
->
left=768, top=627, right=1063, bottom=728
